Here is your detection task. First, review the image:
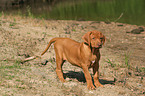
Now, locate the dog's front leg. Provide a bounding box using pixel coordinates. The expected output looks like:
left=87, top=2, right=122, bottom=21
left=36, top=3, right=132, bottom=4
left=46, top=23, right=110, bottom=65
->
left=82, top=65, right=95, bottom=90
left=93, top=62, right=103, bottom=87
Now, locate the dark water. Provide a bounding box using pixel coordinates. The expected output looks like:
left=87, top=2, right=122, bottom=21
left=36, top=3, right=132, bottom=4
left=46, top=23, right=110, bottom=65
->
left=0, top=0, right=145, bottom=26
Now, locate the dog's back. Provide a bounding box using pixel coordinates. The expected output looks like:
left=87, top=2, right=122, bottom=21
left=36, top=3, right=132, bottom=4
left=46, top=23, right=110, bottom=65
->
left=53, top=38, right=82, bottom=66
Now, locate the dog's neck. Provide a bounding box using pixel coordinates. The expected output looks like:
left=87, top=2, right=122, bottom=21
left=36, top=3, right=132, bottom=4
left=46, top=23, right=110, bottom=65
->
left=91, top=48, right=99, bottom=54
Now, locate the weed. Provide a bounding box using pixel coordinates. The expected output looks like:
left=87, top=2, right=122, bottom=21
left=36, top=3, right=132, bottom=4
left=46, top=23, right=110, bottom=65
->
left=72, top=29, right=76, bottom=31
left=9, top=18, right=17, bottom=27
left=16, top=79, right=21, bottom=82
left=0, top=12, right=2, bottom=17
left=27, top=32, right=30, bottom=34
left=13, top=18, right=16, bottom=22
left=105, top=58, right=116, bottom=68
left=0, top=59, right=21, bottom=69
left=6, top=75, right=15, bottom=80
left=42, top=32, right=47, bottom=37
left=42, top=19, right=47, bottom=27
left=26, top=6, right=34, bottom=18
left=136, top=67, right=145, bottom=73
left=2, top=63, right=19, bottom=69
left=106, top=54, right=131, bottom=69
left=48, top=57, right=56, bottom=70
left=9, top=22, right=16, bottom=27
left=17, top=9, right=23, bottom=16
left=0, top=11, right=5, bottom=18
left=125, top=54, right=130, bottom=69
left=14, top=59, right=20, bottom=65
left=49, top=57, right=55, bottom=63
left=42, top=32, right=46, bottom=34
left=140, top=67, right=145, bottom=72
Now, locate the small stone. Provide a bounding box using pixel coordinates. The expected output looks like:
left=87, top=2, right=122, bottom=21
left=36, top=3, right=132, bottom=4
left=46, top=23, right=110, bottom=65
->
left=138, top=27, right=144, bottom=32
left=117, top=24, right=123, bottom=26
left=89, top=91, right=94, bottom=93
left=66, top=78, right=71, bottom=81
left=131, top=29, right=141, bottom=34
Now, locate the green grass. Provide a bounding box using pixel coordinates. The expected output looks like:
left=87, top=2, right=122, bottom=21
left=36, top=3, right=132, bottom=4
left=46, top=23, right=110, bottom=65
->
left=0, top=59, right=31, bottom=95
left=105, top=53, right=131, bottom=70
left=46, top=0, right=145, bottom=26
left=0, top=60, right=21, bottom=69
left=0, top=59, right=22, bottom=82
left=125, top=54, right=130, bottom=69
left=139, top=67, right=145, bottom=72
left=0, top=12, right=2, bottom=17
left=105, top=58, right=117, bottom=68
left=2, top=0, right=145, bottom=26
left=26, top=6, right=34, bottom=18
left=136, top=66, right=145, bottom=73
left=9, top=18, right=17, bottom=27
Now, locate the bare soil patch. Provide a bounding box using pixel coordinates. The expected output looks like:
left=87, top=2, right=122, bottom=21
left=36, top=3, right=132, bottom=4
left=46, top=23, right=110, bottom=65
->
left=0, top=15, right=145, bottom=96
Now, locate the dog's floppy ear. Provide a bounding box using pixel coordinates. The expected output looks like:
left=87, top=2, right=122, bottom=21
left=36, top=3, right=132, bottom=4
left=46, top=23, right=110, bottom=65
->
left=82, top=31, right=92, bottom=46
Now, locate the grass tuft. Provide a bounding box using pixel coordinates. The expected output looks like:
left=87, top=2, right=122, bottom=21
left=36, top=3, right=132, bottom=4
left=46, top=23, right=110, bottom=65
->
left=26, top=6, right=34, bottom=18
left=125, top=54, right=130, bottom=69
left=105, top=58, right=117, bottom=68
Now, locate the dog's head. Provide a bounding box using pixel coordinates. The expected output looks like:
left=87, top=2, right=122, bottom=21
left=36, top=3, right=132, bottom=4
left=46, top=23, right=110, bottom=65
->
left=82, top=30, right=106, bottom=49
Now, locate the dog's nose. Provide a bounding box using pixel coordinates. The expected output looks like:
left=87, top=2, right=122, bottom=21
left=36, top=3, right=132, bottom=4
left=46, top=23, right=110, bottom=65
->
left=98, top=43, right=102, bottom=47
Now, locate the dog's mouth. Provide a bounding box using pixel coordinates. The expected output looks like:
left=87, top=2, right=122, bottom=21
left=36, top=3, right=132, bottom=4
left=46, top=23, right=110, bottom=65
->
left=93, top=45, right=102, bottom=49
left=95, top=46, right=102, bottom=49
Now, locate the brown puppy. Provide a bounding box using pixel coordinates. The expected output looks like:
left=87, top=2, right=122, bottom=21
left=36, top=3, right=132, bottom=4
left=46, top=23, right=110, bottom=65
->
left=41, top=30, right=106, bottom=90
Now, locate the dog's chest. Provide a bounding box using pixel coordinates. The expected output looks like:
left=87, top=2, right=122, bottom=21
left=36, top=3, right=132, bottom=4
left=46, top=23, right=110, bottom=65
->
left=88, top=55, right=97, bottom=67
left=91, top=60, right=96, bottom=64
left=91, top=54, right=97, bottom=61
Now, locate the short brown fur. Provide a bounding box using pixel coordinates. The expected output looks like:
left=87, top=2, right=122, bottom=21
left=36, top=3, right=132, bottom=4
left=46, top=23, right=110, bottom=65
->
left=41, top=30, right=106, bottom=90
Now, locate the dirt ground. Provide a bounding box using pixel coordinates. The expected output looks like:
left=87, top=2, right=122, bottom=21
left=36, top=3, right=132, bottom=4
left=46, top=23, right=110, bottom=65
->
left=0, top=15, right=145, bottom=96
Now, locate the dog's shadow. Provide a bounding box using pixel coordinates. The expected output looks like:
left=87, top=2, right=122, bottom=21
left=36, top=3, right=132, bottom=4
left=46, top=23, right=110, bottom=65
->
left=64, top=71, right=115, bottom=85
left=64, top=71, right=86, bottom=83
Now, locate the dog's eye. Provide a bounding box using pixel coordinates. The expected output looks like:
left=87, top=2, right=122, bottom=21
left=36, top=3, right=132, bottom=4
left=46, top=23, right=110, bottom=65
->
left=92, top=37, right=95, bottom=39
left=100, top=37, right=103, bottom=40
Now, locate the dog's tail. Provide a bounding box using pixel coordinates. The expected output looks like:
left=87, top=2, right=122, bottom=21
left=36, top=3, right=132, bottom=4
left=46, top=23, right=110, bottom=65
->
left=41, top=38, right=58, bottom=56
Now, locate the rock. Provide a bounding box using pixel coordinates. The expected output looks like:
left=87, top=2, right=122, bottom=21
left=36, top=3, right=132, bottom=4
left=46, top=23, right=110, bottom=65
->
left=138, top=27, right=144, bottom=32
left=105, top=22, right=111, bottom=24
left=131, top=29, right=142, bottom=34
left=117, top=24, right=123, bottom=26
left=127, top=27, right=144, bottom=34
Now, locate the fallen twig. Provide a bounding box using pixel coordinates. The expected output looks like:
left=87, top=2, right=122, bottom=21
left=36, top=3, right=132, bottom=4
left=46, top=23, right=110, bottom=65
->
left=21, top=55, right=41, bottom=63
left=0, top=56, right=41, bottom=64
left=114, top=13, right=124, bottom=22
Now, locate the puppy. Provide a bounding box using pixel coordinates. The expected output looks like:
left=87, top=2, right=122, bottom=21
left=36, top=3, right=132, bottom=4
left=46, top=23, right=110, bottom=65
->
left=41, top=30, right=106, bottom=89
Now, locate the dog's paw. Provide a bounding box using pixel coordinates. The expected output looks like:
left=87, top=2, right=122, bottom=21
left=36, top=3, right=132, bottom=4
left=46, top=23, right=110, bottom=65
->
left=95, top=83, right=103, bottom=88
left=87, top=84, right=96, bottom=90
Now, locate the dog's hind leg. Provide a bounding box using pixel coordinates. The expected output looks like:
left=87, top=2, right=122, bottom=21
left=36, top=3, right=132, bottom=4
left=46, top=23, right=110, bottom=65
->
left=55, top=48, right=65, bottom=82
